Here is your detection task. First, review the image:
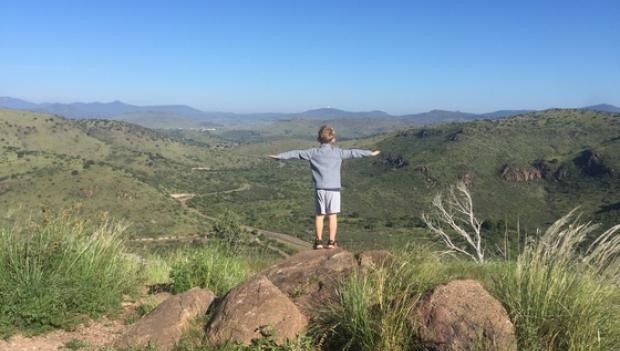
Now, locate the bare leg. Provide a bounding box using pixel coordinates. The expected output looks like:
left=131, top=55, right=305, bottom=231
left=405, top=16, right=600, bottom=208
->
left=315, top=215, right=325, bottom=240
left=328, top=214, right=338, bottom=242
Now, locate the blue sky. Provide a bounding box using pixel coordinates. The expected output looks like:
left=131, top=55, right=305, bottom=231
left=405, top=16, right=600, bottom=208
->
left=1, top=0, right=618, bottom=113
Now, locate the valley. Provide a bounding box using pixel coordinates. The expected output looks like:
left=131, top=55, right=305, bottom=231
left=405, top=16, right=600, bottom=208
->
left=1, top=107, right=618, bottom=252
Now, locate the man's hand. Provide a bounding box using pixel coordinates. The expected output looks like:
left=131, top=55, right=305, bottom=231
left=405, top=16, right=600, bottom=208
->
left=371, top=150, right=381, bottom=156
left=267, top=154, right=279, bottom=160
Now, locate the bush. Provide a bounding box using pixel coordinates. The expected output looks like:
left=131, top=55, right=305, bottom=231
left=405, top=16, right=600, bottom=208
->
left=169, top=244, right=250, bottom=295
left=0, top=215, right=141, bottom=336
left=212, top=211, right=246, bottom=250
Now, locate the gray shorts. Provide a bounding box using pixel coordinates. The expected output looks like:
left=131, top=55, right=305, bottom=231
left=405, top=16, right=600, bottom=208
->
left=315, top=189, right=341, bottom=215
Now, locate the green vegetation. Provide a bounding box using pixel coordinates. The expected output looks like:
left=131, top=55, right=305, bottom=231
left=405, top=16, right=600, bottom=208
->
left=169, top=244, right=250, bottom=295
left=188, top=109, right=620, bottom=249
left=64, top=338, right=90, bottom=350
left=211, top=117, right=415, bottom=143
left=1, top=204, right=618, bottom=350
left=309, top=212, right=619, bottom=351
left=495, top=211, right=620, bottom=350
left=0, top=214, right=141, bottom=336
left=3, top=108, right=618, bottom=246
left=0, top=109, right=253, bottom=237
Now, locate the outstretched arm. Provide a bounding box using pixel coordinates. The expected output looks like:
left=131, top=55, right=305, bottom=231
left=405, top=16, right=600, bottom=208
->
left=340, top=148, right=381, bottom=159
left=267, top=149, right=313, bottom=160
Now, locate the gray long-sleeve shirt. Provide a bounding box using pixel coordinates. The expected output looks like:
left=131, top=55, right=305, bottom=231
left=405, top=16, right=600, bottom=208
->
left=276, top=143, right=373, bottom=189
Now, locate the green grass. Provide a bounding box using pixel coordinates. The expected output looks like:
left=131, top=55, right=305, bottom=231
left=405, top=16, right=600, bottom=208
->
left=493, top=211, right=620, bottom=350
left=169, top=244, right=252, bottom=295
left=308, top=210, right=619, bottom=350
left=0, top=214, right=142, bottom=337
left=64, top=338, right=90, bottom=350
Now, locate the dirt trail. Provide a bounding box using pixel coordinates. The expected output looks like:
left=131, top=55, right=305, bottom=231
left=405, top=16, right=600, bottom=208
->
left=0, top=294, right=171, bottom=351
left=206, top=182, right=251, bottom=195
left=171, top=187, right=310, bottom=253
left=0, top=318, right=126, bottom=351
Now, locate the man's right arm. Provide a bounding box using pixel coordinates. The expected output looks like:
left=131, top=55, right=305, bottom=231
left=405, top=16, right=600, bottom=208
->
left=340, top=148, right=380, bottom=159
left=268, top=149, right=313, bottom=160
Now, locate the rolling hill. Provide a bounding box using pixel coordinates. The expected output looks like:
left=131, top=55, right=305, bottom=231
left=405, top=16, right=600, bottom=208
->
left=189, top=109, right=620, bottom=248
left=1, top=107, right=619, bottom=248
left=0, top=109, right=253, bottom=237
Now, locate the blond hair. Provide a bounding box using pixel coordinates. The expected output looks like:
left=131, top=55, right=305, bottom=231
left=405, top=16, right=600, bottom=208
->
left=317, top=125, right=336, bottom=144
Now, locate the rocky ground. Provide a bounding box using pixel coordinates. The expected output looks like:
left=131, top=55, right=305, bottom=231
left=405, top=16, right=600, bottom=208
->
left=1, top=248, right=517, bottom=351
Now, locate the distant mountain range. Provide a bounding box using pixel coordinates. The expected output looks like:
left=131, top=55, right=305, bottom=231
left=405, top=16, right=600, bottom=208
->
left=1, top=97, right=618, bottom=128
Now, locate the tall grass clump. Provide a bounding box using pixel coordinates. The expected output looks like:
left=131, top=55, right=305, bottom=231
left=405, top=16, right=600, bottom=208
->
left=310, top=244, right=465, bottom=351
left=0, top=215, right=141, bottom=336
left=494, top=210, right=620, bottom=350
left=169, top=243, right=251, bottom=295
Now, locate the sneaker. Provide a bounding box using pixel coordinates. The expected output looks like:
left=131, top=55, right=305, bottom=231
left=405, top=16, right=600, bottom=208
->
left=326, top=240, right=337, bottom=249
left=313, top=239, right=324, bottom=250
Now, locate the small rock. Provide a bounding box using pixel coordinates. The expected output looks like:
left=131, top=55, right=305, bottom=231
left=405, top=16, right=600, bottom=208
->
left=206, top=275, right=307, bottom=346
left=115, top=287, right=215, bottom=351
left=415, top=279, right=516, bottom=351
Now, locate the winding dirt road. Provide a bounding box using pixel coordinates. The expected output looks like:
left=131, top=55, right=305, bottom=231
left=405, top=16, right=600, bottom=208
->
left=163, top=184, right=311, bottom=253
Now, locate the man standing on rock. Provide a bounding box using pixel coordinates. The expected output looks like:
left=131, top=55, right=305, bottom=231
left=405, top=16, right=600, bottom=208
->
left=268, top=125, right=380, bottom=249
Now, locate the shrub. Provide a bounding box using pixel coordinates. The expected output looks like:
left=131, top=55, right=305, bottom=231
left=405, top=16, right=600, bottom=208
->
left=212, top=211, right=246, bottom=250
left=0, top=215, right=141, bottom=336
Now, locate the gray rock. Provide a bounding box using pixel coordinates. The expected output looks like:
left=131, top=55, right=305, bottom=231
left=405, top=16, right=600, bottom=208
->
left=415, top=279, right=517, bottom=351
left=206, top=275, right=307, bottom=346
left=115, top=287, right=215, bottom=351
left=263, top=248, right=357, bottom=310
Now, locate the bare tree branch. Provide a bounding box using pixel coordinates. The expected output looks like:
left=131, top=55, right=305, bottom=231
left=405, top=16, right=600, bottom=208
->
left=422, top=181, right=486, bottom=263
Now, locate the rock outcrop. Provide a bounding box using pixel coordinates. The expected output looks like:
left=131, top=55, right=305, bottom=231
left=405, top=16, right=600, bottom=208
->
left=263, top=248, right=356, bottom=310
left=117, top=249, right=517, bottom=350
left=415, top=279, right=516, bottom=351
left=115, top=287, right=215, bottom=351
left=383, top=154, right=408, bottom=169
left=206, top=275, right=308, bottom=346
left=531, top=159, right=570, bottom=181
left=573, top=149, right=614, bottom=177
left=205, top=249, right=356, bottom=346
left=500, top=164, right=541, bottom=182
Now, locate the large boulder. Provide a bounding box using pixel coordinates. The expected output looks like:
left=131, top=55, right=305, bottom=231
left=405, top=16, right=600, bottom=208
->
left=263, top=248, right=357, bottom=310
left=206, top=275, right=307, bottom=346
left=115, top=287, right=215, bottom=351
left=415, top=279, right=516, bottom=351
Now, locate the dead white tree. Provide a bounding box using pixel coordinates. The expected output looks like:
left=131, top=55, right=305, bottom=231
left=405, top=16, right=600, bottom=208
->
left=421, top=181, right=485, bottom=263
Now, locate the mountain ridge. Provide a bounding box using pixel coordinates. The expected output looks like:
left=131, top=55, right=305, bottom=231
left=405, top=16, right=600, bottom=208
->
left=1, top=96, right=619, bottom=126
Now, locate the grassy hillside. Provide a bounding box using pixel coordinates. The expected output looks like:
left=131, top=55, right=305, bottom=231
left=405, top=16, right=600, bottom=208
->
left=187, top=109, right=620, bottom=248
left=212, top=117, right=416, bottom=143
left=346, top=109, right=620, bottom=227
left=0, top=109, right=254, bottom=236
left=2, top=108, right=619, bottom=245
